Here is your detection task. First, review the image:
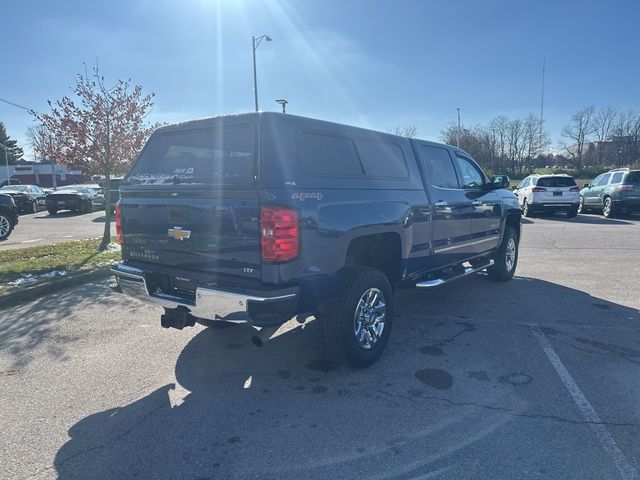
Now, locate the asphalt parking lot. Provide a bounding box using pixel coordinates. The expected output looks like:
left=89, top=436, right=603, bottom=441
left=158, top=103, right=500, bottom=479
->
left=0, top=210, right=112, bottom=250
left=1, top=214, right=639, bottom=479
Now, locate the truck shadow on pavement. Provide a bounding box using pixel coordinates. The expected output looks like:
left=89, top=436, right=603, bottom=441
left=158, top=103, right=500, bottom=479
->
left=52, top=276, right=640, bottom=480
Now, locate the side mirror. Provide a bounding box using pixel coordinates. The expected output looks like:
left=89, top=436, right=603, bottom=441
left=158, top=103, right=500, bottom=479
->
left=511, top=186, right=518, bottom=191
left=490, top=175, right=510, bottom=189
left=583, top=184, right=590, bottom=189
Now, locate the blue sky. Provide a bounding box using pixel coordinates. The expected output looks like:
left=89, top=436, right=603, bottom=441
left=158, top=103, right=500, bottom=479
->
left=2, top=0, right=639, bottom=158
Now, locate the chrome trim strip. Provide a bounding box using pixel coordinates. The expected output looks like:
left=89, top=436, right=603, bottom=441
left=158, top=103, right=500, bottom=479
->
left=433, top=235, right=500, bottom=254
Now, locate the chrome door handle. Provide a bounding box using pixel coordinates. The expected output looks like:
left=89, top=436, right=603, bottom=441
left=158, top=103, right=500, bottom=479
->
left=472, top=200, right=482, bottom=207
left=434, top=201, right=448, bottom=207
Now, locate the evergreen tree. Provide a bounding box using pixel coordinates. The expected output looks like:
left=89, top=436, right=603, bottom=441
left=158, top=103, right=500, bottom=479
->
left=0, top=122, right=24, bottom=164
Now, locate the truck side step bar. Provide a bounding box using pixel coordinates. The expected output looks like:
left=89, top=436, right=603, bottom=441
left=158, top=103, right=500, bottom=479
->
left=416, top=259, right=495, bottom=288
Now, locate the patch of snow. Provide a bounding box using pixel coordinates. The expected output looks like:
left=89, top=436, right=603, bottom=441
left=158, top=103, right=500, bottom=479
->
left=105, top=243, right=121, bottom=253
left=8, top=270, right=67, bottom=286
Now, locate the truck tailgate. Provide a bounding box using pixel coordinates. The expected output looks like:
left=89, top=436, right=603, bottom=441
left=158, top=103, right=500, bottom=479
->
left=121, top=189, right=261, bottom=281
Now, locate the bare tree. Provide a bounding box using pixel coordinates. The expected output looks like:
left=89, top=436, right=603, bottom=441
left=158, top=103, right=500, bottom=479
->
left=593, top=106, right=617, bottom=164
left=561, top=106, right=597, bottom=168
left=507, top=119, right=525, bottom=175
left=387, top=125, right=418, bottom=138
left=612, top=109, right=640, bottom=165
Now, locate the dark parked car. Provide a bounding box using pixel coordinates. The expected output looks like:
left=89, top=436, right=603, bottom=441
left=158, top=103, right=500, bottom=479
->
left=96, top=177, right=123, bottom=213
left=45, top=185, right=99, bottom=215
left=579, top=168, right=640, bottom=217
left=111, top=112, right=521, bottom=368
left=0, top=193, right=19, bottom=240
left=0, top=184, right=46, bottom=214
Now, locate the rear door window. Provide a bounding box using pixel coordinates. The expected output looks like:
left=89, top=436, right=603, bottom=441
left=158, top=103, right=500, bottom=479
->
left=536, top=177, right=577, bottom=188
left=126, top=124, right=256, bottom=186
left=418, top=145, right=459, bottom=189
left=610, top=172, right=624, bottom=184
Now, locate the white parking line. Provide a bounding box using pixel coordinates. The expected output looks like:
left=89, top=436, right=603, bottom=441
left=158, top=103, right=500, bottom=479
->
left=20, top=238, right=44, bottom=243
left=530, top=325, right=638, bottom=480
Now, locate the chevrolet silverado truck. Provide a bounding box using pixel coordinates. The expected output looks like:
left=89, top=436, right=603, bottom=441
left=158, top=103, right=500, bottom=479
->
left=111, top=112, right=521, bottom=368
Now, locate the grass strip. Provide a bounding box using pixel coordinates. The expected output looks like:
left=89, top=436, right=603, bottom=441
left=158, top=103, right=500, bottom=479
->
left=0, top=238, right=121, bottom=288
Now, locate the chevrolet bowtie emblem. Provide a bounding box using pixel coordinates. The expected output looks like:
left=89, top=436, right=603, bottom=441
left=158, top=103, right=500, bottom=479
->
left=167, top=227, right=191, bottom=240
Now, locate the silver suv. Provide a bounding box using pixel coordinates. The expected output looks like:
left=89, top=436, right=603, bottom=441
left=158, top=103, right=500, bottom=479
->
left=512, top=174, right=580, bottom=217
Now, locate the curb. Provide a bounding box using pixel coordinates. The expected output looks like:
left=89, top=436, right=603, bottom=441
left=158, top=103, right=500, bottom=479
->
left=0, top=267, right=113, bottom=308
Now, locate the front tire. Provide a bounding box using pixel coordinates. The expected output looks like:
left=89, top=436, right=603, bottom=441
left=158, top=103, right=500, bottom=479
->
left=0, top=213, right=14, bottom=240
left=30, top=200, right=38, bottom=213
left=322, top=266, right=394, bottom=369
left=487, top=226, right=518, bottom=282
left=47, top=209, right=57, bottom=215
left=522, top=199, right=531, bottom=217
left=577, top=196, right=585, bottom=214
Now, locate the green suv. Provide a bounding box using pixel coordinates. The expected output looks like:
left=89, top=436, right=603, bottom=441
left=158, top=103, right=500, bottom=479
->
left=579, top=168, right=640, bottom=217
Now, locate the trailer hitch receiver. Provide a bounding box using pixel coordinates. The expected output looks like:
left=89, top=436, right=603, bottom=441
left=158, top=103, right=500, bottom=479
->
left=160, top=306, right=197, bottom=330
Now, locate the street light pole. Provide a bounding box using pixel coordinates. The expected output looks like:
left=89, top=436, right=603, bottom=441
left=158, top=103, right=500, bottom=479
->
left=457, top=108, right=461, bottom=148
left=0, top=142, right=10, bottom=186
left=252, top=34, right=272, bottom=112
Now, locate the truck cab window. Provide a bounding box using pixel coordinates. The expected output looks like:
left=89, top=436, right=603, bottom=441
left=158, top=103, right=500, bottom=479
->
left=453, top=154, right=485, bottom=189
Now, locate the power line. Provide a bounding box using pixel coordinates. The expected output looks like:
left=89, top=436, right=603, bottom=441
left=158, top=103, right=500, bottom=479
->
left=0, top=97, right=39, bottom=115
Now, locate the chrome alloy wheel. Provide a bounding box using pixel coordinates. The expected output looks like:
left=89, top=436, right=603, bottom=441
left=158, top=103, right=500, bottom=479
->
left=353, top=288, right=386, bottom=350
left=505, top=238, right=516, bottom=272
left=0, top=215, right=10, bottom=238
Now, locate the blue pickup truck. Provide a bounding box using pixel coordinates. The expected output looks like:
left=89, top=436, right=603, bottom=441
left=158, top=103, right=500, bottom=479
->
left=111, top=112, right=521, bottom=367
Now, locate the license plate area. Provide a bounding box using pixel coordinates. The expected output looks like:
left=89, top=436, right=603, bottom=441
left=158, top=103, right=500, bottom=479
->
left=146, top=272, right=196, bottom=299
left=58, top=201, right=65, bottom=205
left=553, top=191, right=562, bottom=196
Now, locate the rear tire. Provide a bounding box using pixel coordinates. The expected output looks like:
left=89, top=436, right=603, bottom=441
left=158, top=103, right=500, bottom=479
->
left=567, top=206, right=578, bottom=218
left=603, top=197, right=615, bottom=218
left=48, top=209, right=57, bottom=215
left=0, top=213, right=14, bottom=240
left=487, top=226, right=518, bottom=282
left=30, top=200, right=38, bottom=213
left=322, top=266, right=394, bottom=369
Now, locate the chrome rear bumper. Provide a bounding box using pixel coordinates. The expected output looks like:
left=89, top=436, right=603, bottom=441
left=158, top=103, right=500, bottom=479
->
left=110, top=263, right=298, bottom=322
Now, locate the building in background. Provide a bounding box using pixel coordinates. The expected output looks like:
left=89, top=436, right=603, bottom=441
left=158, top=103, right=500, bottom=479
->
left=0, top=160, right=85, bottom=187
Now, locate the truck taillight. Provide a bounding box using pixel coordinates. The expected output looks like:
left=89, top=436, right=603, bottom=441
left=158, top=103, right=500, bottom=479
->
left=261, top=206, right=299, bottom=263
left=532, top=187, right=547, bottom=192
left=115, top=200, right=124, bottom=245
left=618, top=184, right=635, bottom=192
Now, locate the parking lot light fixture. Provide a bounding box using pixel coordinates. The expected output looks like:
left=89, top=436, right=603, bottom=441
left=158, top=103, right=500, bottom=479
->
left=252, top=34, right=272, bottom=112
left=275, top=98, right=288, bottom=113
